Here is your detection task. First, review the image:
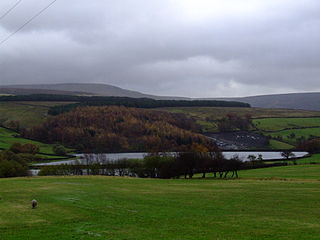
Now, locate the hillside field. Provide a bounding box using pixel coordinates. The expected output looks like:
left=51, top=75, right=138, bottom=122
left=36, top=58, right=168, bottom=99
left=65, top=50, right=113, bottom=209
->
left=157, top=107, right=320, bottom=132
left=0, top=127, right=72, bottom=159
left=267, top=128, right=320, bottom=145
left=1, top=164, right=320, bottom=240
left=253, top=117, right=320, bottom=131
left=1, top=103, right=320, bottom=150
left=253, top=117, right=320, bottom=147
left=0, top=102, right=72, bottom=128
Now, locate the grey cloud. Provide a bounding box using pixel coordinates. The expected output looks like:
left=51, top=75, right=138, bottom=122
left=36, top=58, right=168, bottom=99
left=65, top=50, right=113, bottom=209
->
left=0, top=0, right=319, bottom=97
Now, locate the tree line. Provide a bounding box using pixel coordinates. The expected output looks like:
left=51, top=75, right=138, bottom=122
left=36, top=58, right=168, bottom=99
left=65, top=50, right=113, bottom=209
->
left=0, top=94, right=250, bottom=115
left=39, top=152, right=243, bottom=179
left=38, top=152, right=287, bottom=179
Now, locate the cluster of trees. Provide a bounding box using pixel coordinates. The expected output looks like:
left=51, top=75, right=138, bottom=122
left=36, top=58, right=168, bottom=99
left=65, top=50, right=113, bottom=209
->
left=298, top=138, right=320, bottom=153
left=217, top=114, right=253, bottom=132
left=39, top=151, right=288, bottom=178
left=10, top=142, right=39, bottom=154
left=0, top=151, right=29, bottom=178
left=39, top=151, right=244, bottom=179
left=24, top=106, right=215, bottom=152
left=52, top=144, right=67, bottom=155
left=0, top=143, right=41, bottom=178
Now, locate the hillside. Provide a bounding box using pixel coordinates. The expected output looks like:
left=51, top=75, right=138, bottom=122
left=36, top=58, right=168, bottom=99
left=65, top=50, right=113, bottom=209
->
left=158, top=107, right=320, bottom=132
left=0, top=87, right=88, bottom=96
left=25, top=106, right=215, bottom=152
left=0, top=83, right=186, bottom=100
left=2, top=84, right=320, bottom=111
left=0, top=101, right=72, bottom=128
left=217, top=92, right=320, bottom=111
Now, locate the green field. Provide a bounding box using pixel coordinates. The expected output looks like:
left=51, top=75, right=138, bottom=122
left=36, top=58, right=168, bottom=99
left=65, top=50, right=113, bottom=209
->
left=268, top=139, right=294, bottom=149
left=266, top=154, right=320, bottom=165
left=240, top=164, right=320, bottom=180
left=267, top=127, right=320, bottom=145
left=0, top=127, right=72, bottom=159
left=0, top=101, right=71, bottom=128
left=254, top=117, right=320, bottom=131
left=157, top=107, right=320, bottom=132
left=1, top=165, right=320, bottom=240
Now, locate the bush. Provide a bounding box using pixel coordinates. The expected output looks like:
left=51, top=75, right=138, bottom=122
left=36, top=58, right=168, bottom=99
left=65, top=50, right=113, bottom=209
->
left=53, top=144, right=67, bottom=155
left=10, top=143, right=39, bottom=154
left=0, top=150, right=29, bottom=178
left=298, top=138, right=320, bottom=153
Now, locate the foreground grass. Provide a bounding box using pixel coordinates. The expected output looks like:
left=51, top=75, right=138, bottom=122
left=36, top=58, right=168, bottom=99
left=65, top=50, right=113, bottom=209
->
left=1, top=168, right=320, bottom=240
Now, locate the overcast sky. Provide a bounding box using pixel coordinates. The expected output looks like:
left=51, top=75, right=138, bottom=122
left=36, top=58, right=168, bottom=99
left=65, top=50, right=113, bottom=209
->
left=0, top=0, right=319, bottom=97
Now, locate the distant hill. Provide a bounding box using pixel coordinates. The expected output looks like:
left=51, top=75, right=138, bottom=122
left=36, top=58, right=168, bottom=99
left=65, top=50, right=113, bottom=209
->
left=0, top=83, right=187, bottom=100
left=0, top=87, right=88, bottom=96
left=1, top=83, right=320, bottom=111
left=217, top=92, right=320, bottom=111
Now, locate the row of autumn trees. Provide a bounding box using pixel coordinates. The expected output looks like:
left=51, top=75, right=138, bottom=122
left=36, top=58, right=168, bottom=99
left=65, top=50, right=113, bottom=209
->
left=24, top=106, right=215, bottom=152
left=39, top=151, right=245, bottom=179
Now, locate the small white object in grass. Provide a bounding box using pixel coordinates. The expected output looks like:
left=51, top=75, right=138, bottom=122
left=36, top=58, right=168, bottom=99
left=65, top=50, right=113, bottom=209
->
left=31, top=199, right=38, bottom=209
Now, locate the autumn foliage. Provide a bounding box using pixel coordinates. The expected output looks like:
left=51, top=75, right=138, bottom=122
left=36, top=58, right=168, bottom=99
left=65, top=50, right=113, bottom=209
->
left=25, top=106, right=216, bottom=152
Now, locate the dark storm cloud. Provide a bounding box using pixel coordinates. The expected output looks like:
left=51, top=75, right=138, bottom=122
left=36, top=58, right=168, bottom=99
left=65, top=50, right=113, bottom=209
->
left=0, top=0, right=319, bottom=97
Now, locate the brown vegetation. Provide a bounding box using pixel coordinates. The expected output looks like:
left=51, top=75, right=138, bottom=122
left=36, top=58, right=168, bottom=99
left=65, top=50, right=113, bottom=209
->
left=25, top=106, right=216, bottom=152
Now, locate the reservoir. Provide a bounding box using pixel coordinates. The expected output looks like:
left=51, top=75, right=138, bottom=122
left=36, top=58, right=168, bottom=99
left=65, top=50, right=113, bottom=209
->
left=34, top=151, right=309, bottom=166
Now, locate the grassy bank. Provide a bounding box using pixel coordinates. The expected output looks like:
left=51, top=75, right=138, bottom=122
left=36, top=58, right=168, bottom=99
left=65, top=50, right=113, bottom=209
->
left=1, top=165, right=320, bottom=240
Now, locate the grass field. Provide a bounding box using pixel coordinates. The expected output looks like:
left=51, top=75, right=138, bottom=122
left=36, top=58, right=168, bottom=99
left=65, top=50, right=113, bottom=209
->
left=0, top=127, right=73, bottom=159
left=157, top=107, right=320, bottom=132
left=267, top=127, right=320, bottom=145
left=253, top=117, right=320, bottom=131
left=268, top=139, right=294, bottom=149
left=1, top=165, right=320, bottom=240
left=267, top=154, right=320, bottom=165
left=239, top=164, right=320, bottom=180
left=0, top=101, right=71, bottom=128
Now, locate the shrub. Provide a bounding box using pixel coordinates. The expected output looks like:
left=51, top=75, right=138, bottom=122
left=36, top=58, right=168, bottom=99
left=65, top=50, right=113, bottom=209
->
left=10, top=143, right=39, bottom=154
left=0, top=150, right=29, bottom=178
left=53, top=144, right=67, bottom=155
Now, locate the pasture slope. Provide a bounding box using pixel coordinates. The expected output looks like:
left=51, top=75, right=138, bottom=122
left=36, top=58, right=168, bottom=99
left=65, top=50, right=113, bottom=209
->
left=254, top=118, right=320, bottom=146
left=157, top=107, right=320, bottom=132
left=1, top=164, right=320, bottom=240
left=0, top=127, right=73, bottom=160
left=0, top=127, right=54, bottom=154
left=0, top=101, right=72, bottom=128
left=159, top=107, right=320, bottom=148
